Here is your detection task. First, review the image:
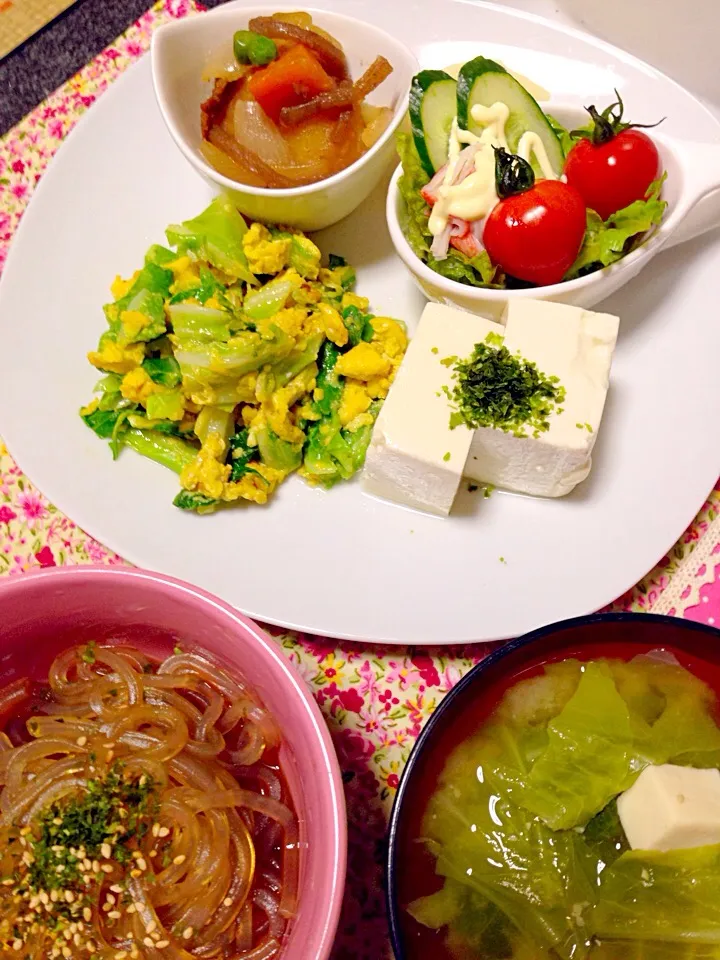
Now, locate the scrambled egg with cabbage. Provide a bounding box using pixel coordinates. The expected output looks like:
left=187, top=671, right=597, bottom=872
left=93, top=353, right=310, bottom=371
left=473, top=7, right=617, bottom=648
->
left=80, top=197, right=408, bottom=513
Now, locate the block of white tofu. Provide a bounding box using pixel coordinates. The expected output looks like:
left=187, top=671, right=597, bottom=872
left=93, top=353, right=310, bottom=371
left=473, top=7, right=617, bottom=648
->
left=617, top=764, right=720, bottom=852
left=465, top=299, right=619, bottom=497
left=362, top=304, right=503, bottom=516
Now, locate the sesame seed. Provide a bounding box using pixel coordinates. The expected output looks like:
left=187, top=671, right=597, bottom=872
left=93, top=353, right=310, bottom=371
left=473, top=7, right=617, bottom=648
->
left=106, top=750, right=115, bottom=763
left=158, top=827, right=170, bottom=838
left=145, top=920, right=157, bottom=934
left=101, top=864, right=114, bottom=874
left=131, top=951, right=139, bottom=959
left=73, top=933, right=82, bottom=946
left=155, top=941, right=169, bottom=950
left=106, top=894, right=116, bottom=906
left=63, top=928, right=73, bottom=941
left=133, top=901, right=143, bottom=912
left=126, top=904, right=136, bottom=914
left=91, top=860, right=100, bottom=873
left=108, top=910, right=121, bottom=919
left=65, top=891, right=75, bottom=903
left=50, top=890, right=59, bottom=902
left=143, top=937, right=154, bottom=948
left=149, top=849, right=158, bottom=858
left=182, top=927, right=193, bottom=940
left=102, top=904, right=111, bottom=913
left=86, top=942, right=96, bottom=953
left=2, top=879, right=13, bottom=887
left=136, top=858, right=147, bottom=871
left=101, top=843, right=112, bottom=859
left=173, top=855, right=186, bottom=866
left=139, top=775, right=147, bottom=787
left=62, top=948, right=72, bottom=959
left=152, top=823, right=160, bottom=838
left=110, top=884, right=123, bottom=893
left=82, top=874, right=92, bottom=884
left=52, top=818, right=62, bottom=826
left=130, top=869, right=141, bottom=878
left=12, top=940, right=22, bottom=951
left=83, top=907, right=92, bottom=922
left=223, top=897, right=232, bottom=907
left=55, top=864, right=65, bottom=874
left=83, top=859, right=91, bottom=871
left=115, top=953, right=128, bottom=960
left=19, top=827, right=31, bottom=837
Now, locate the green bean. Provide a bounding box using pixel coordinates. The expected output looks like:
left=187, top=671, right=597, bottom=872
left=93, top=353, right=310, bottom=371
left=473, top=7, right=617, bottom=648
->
left=233, top=30, right=277, bottom=67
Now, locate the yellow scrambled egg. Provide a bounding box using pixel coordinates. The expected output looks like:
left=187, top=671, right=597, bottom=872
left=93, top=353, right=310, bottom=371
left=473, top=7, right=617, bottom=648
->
left=242, top=224, right=292, bottom=276
left=87, top=341, right=145, bottom=374
left=179, top=431, right=285, bottom=505
left=120, top=368, right=159, bottom=403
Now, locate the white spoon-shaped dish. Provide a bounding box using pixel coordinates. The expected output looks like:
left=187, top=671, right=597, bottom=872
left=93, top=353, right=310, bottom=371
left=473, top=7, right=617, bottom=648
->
left=387, top=116, right=720, bottom=320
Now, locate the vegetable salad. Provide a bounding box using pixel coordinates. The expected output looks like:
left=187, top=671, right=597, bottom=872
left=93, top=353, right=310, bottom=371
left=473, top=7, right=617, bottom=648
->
left=400, top=56, right=668, bottom=289
left=80, top=196, right=407, bottom=513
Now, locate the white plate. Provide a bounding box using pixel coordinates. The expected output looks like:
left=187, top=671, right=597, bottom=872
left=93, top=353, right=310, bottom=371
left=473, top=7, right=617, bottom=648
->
left=1, top=0, right=719, bottom=645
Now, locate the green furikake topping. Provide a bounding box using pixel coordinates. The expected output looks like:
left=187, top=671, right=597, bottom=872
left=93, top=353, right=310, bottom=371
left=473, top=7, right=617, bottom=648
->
left=27, top=763, right=158, bottom=894
left=446, top=335, right=565, bottom=438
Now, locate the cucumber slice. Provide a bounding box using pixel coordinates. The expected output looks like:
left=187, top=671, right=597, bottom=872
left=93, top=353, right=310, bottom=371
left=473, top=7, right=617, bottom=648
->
left=409, top=70, right=457, bottom=177
left=457, top=56, right=564, bottom=177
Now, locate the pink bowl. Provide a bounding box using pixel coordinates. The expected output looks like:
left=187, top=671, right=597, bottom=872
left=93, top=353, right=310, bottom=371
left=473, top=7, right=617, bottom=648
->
left=0, top=565, right=346, bottom=960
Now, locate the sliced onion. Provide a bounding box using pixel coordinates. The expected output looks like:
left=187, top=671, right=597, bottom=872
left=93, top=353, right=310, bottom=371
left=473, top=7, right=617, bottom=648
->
left=248, top=16, right=348, bottom=79
left=470, top=218, right=485, bottom=244
left=233, top=101, right=293, bottom=167
left=207, top=126, right=295, bottom=189
left=430, top=223, right=452, bottom=260
left=451, top=142, right=482, bottom=185
left=361, top=106, right=392, bottom=148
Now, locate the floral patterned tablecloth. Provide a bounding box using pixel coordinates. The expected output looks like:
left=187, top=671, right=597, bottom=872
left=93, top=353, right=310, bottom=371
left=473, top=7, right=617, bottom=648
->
left=1, top=3, right=720, bottom=956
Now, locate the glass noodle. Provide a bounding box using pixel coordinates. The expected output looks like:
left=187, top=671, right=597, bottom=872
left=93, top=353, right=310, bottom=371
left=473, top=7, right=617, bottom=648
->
left=0, top=645, right=298, bottom=959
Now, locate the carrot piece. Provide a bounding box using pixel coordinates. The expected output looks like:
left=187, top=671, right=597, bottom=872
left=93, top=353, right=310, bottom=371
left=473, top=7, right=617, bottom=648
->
left=248, top=45, right=335, bottom=123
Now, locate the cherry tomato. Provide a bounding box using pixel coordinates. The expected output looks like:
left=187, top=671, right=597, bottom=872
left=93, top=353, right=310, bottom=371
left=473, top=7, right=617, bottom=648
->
left=483, top=180, right=587, bottom=287
left=565, top=129, right=660, bottom=221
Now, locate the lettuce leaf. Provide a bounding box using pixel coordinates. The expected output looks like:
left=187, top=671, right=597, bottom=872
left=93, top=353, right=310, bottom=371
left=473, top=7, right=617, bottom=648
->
left=412, top=711, right=596, bottom=960
left=566, top=175, right=667, bottom=279
left=519, top=661, right=640, bottom=829
left=593, top=845, right=720, bottom=944
left=396, top=133, right=496, bottom=288
left=546, top=114, right=575, bottom=157
left=166, top=196, right=256, bottom=286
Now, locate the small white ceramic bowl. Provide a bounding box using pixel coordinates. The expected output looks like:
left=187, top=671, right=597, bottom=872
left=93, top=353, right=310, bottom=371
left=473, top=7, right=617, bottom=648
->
left=386, top=111, right=720, bottom=321
left=152, top=4, right=418, bottom=232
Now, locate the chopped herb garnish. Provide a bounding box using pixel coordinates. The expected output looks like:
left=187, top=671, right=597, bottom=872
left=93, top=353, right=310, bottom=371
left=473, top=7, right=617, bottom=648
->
left=483, top=484, right=495, bottom=499
left=442, top=452, right=451, bottom=462
left=173, top=645, right=182, bottom=655
left=431, top=346, right=439, bottom=354
left=81, top=641, right=96, bottom=664
left=448, top=336, right=565, bottom=437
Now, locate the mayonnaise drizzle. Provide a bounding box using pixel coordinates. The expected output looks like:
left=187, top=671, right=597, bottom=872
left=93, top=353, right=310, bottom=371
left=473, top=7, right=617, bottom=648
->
left=428, top=102, right=559, bottom=238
